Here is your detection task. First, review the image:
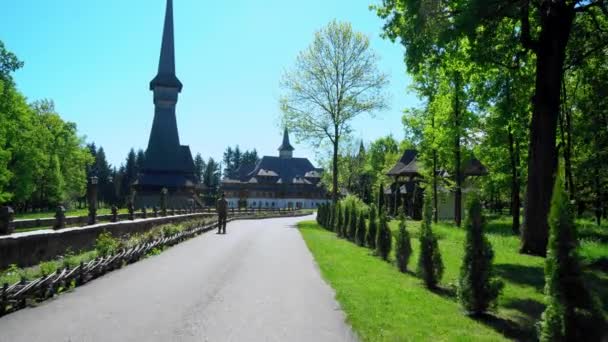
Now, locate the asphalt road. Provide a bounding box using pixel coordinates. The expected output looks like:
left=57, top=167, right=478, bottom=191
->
left=0, top=215, right=357, bottom=342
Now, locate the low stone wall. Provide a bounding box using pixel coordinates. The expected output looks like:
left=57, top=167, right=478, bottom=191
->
left=0, top=213, right=215, bottom=269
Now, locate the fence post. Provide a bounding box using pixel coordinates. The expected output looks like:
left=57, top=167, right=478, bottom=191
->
left=110, top=205, right=118, bottom=222
left=0, top=283, right=7, bottom=315
left=142, top=207, right=147, bottom=219
left=53, top=205, right=66, bottom=230
left=0, top=206, right=14, bottom=236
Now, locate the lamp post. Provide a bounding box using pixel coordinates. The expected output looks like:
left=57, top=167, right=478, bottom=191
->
left=88, top=175, right=99, bottom=225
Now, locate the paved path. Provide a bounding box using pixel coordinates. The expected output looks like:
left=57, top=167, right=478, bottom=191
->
left=0, top=215, right=356, bottom=342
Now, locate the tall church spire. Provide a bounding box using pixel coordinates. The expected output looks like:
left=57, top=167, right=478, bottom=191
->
left=278, top=128, right=294, bottom=158
left=150, top=0, right=182, bottom=91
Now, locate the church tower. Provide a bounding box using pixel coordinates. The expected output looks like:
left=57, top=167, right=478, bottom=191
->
left=134, top=0, right=198, bottom=208
left=278, top=128, right=294, bottom=158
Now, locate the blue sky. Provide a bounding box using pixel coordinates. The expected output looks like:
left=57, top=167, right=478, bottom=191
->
left=2, top=0, right=418, bottom=168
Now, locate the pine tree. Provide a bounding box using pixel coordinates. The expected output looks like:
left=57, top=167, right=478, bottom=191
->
left=395, top=213, right=412, bottom=272
left=376, top=212, right=392, bottom=261
left=457, top=195, right=503, bottom=315
left=328, top=203, right=335, bottom=230
left=539, top=172, right=605, bottom=341
left=335, top=202, right=343, bottom=236
left=417, top=193, right=444, bottom=289
left=356, top=211, right=367, bottom=246
left=348, top=205, right=358, bottom=242
left=367, top=205, right=378, bottom=249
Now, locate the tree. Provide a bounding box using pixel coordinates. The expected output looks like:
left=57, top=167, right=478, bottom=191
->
left=457, top=195, right=503, bottom=315
left=335, top=202, right=344, bottom=236
left=417, top=193, right=444, bottom=289
left=348, top=204, right=358, bottom=241
left=395, top=213, right=412, bottom=272
left=342, top=203, right=350, bottom=238
left=356, top=210, right=367, bottom=246
left=367, top=205, right=378, bottom=249
left=375, top=0, right=608, bottom=256
left=135, top=149, right=146, bottom=173
left=328, top=203, right=335, bottom=230
left=241, top=149, right=260, bottom=166
left=120, top=149, right=137, bottom=203
left=194, top=153, right=205, bottom=182
left=280, top=20, right=389, bottom=202
left=376, top=212, right=392, bottom=261
left=539, top=169, right=605, bottom=341
left=203, top=158, right=220, bottom=189
left=378, top=183, right=385, bottom=214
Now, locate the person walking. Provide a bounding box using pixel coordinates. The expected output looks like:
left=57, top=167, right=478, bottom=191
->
left=216, top=193, right=228, bottom=234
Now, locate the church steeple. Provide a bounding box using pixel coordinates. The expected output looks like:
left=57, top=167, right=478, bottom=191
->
left=149, top=0, right=182, bottom=91
left=278, top=128, right=294, bottom=158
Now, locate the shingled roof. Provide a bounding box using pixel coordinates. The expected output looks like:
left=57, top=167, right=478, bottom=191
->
left=387, top=149, right=488, bottom=178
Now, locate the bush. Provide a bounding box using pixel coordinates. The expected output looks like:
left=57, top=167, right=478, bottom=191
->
left=348, top=204, right=358, bottom=242
left=95, top=231, right=119, bottom=257
left=39, top=261, right=58, bottom=276
left=328, top=203, right=335, bottom=230
left=539, top=172, right=606, bottom=341
left=376, top=212, right=392, bottom=261
left=356, top=211, right=366, bottom=247
left=366, top=205, right=378, bottom=249
left=162, top=224, right=182, bottom=237
left=395, top=213, right=412, bottom=272
left=417, top=194, right=444, bottom=288
left=335, top=202, right=344, bottom=236
left=342, top=204, right=351, bottom=239
left=457, top=195, right=503, bottom=315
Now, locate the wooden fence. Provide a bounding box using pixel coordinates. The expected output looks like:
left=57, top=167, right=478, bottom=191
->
left=0, top=210, right=308, bottom=317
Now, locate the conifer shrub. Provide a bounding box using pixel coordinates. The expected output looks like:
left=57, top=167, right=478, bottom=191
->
left=342, top=204, right=351, bottom=239
left=376, top=212, right=392, bottom=261
left=395, top=213, right=412, bottom=272
left=539, top=172, right=606, bottom=341
left=316, top=204, right=322, bottom=225
left=417, top=193, right=444, bottom=289
left=348, top=205, right=358, bottom=242
left=457, top=195, right=503, bottom=315
left=366, top=205, right=378, bottom=249
left=335, top=202, right=344, bottom=236
left=356, top=211, right=366, bottom=246
left=328, top=203, right=335, bottom=230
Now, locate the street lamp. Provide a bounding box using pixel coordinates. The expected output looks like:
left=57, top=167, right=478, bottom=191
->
left=88, top=175, right=99, bottom=225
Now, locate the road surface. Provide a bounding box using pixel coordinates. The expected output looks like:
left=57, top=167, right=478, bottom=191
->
left=0, top=215, right=357, bottom=342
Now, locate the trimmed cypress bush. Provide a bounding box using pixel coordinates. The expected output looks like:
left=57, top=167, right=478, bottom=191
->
left=366, top=205, right=378, bottom=249
left=457, top=195, right=503, bottom=315
left=328, top=203, right=335, bottom=230
left=395, top=213, right=412, bottom=272
left=376, top=212, right=392, bottom=261
left=539, top=172, right=606, bottom=341
left=341, top=203, right=349, bottom=238
left=356, top=211, right=366, bottom=246
left=335, top=202, right=344, bottom=236
left=316, top=204, right=323, bottom=225
left=378, top=184, right=385, bottom=214
left=417, top=193, right=443, bottom=289
left=348, top=205, right=358, bottom=242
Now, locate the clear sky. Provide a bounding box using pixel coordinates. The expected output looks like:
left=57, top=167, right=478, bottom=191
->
left=2, top=0, right=418, bottom=168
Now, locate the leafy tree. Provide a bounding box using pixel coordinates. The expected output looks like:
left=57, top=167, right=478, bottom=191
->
left=539, top=170, right=605, bottom=341
left=366, top=204, right=378, bottom=249
left=457, top=195, right=503, bottom=315
left=395, top=213, right=412, bottom=272
left=374, top=0, right=608, bottom=256
left=356, top=210, right=367, bottom=246
left=376, top=212, right=392, bottom=261
left=417, top=193, right=444, bottom=289
left=280, top=20, right=388, bottom=202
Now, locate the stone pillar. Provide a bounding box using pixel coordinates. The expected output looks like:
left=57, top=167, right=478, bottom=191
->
left=142, top=207, right=147, bottom=219
left=0, top=206, right=15, bottom=235
left=153, top=206, right=159, bottom=217
left=54, top=205, right=66, bottom=230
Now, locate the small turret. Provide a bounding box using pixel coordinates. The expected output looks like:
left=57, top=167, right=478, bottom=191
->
left=278, top=128, right=294, bottom=158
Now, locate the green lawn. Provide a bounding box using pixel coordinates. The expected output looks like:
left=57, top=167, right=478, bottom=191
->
left=298, top=218, right=608, bottom=341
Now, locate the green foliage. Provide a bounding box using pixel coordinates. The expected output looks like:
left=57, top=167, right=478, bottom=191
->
left=395, top=213, right=412, bottom=272
left=161, top=224, right=182, bottom=237
left=39, top=261, right=58, bottom=277
left=348, top=204, right=358, bottom=241
left=366, top=205, right=378, bottom=249
left=95, top=231, right=119, bottom=257
left=539, top=173, right=606, bottom=341
left=356, top=211, right=367, bottom=246
left=334, top=202, right=344, bottom=236
left=376, top=212, right=392, bottom=261
left=417, top=194, right=444, bottom=288
left=457, top=195, right=503, bottom=315
left=328, top=203, right=335, bottom=230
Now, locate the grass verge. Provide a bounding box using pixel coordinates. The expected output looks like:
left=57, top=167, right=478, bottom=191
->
left=298, top=219, right=607, bottom=341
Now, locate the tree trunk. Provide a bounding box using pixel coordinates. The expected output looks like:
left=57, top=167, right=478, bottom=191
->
left=508, top=125, right=521, bottom=234
left=332, top=133, right=339, bottom=203
left=453, top=72, right=462, bottom=227
left=521, top=4, right=574, bottom=256
left=433, top=150, right=438, bottom=223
